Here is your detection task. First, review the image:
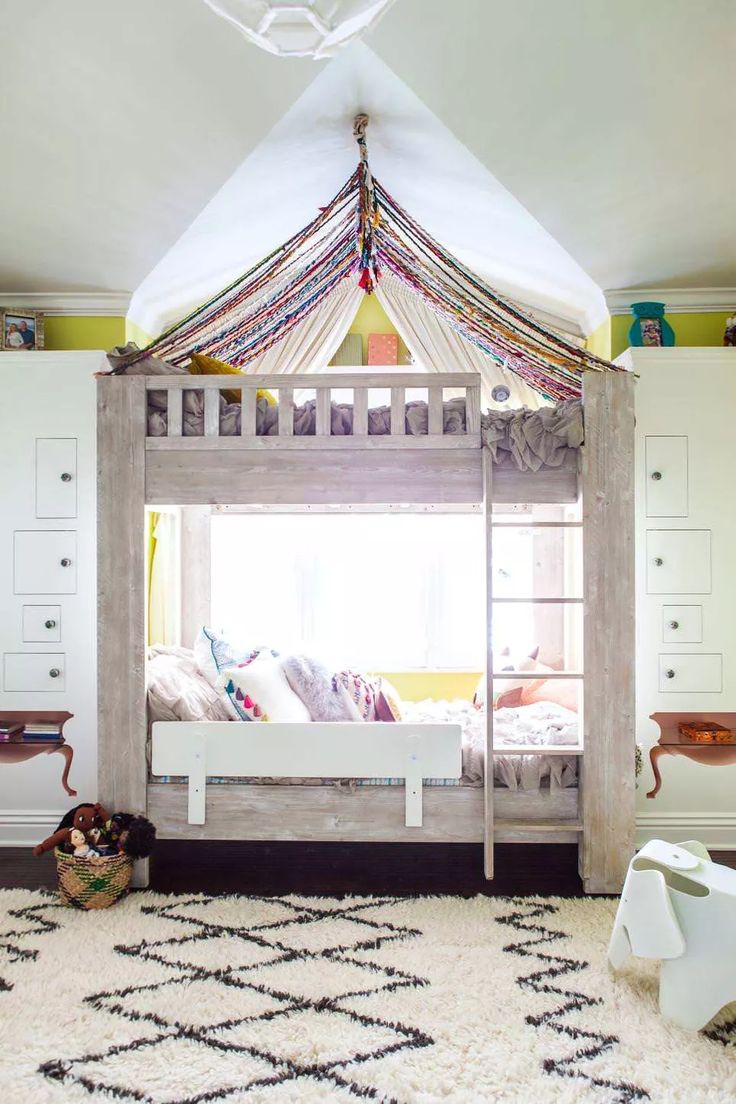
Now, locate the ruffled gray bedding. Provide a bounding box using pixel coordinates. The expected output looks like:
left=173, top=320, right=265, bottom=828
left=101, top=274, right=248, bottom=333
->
left=108, top=343, right=583, bottom=473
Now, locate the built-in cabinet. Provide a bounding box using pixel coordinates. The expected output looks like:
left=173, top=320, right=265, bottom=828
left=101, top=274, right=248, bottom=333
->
left=624, top=347, right=736, bottom=847
left=0, top=352, right=100, bottom=843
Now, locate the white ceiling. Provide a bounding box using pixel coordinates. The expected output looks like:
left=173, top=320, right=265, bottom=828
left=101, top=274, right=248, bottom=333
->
left=2, top=0, right=735, bottom=331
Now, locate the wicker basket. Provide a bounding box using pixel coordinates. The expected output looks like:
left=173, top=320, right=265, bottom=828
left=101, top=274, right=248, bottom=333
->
left=54, top=847, right=133, bottom=909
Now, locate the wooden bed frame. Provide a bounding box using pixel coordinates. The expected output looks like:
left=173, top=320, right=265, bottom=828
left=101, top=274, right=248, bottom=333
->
left=97, top=370, right=635, bottom=893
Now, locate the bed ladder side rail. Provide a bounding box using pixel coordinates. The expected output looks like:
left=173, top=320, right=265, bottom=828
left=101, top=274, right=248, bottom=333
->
left=580, top=370, right=636, bottom=894
left=483, top=447, right=494, bottom=879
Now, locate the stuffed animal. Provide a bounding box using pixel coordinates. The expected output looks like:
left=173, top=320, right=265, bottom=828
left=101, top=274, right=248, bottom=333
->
left=105, top=813, right=156, bottom=859
left=32, top=802, right=110, bottom=856
left=70, top=828, right=96, bottom=858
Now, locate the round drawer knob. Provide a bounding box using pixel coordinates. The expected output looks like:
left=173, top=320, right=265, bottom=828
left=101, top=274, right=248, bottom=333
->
left=60, top=558, right=72, bottom=567
left=60, top=472, right=73, bottom=483
left=44, top=619, right=57, bottom=629
left=653, top=557, right=664, bottom=567
left=665, top=668, right=676, bottom=680
left=651, top=471, right=663, bottom=481
left=49, top=667, right=61, bottom=679
left=668, top=620, right=679, bottom=630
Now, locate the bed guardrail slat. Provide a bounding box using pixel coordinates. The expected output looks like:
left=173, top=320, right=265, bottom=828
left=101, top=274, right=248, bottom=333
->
left=428, top=386, right=443, bottom=436
left=316, top=387, right=331, bottom=437
left=466, top=384, right=481, bottom=435
left=391, top=386, right=406, bottom=436
left=353, top=387, right=368, bottom=435
left=241, top=388, right=256, bottom=436
left=204, top=389, right=220, bottom=437
left=167, top=389, right=183, bottom=437
left=278, top=387, right=294, bottom=437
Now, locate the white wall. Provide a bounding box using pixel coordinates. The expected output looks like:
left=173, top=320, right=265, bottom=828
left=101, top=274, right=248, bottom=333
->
left=625, top=347, right=736, bottom=848
left=0, top=352, right=100, bottom=845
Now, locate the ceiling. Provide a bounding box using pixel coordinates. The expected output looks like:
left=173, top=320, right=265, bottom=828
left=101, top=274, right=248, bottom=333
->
left=2, top=0, right=735, bottom=333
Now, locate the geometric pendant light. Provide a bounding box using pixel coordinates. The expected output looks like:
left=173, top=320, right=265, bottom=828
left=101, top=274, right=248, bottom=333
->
left=202, top=0, right=396, bottom=59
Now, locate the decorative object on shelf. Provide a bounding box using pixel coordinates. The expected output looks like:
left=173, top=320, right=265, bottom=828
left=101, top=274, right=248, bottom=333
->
left=0, top=710, right=76, bottom=795
left=367, top=332, right=399, bottom=365
left=1, top=307, right=44, bottom=351
left=609, top=839, right=736, bottom=1030
left=628, top=302, right=675, bottom=348
left=646, top=712, right=736, bottom=798
left=724, top=312, right=736, bottom=346
left=201, top=0, right=396, bottom=59
left=679, top=720, right=734, bottom=744
left=331, top=332, right=363, bottom=366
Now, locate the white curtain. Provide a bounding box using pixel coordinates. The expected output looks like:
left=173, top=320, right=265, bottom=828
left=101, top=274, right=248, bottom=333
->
left=377, top=274, right=544, bottom=410
left=245, top=280, right=363, bottom=376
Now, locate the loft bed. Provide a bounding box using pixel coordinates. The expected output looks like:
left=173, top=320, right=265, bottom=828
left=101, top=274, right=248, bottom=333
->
left=98, top=114, right=633, bottom=893
left=98, top=367, right=635, bottom=894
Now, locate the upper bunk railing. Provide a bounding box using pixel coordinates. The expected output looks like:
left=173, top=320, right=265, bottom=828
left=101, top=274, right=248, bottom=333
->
left=145, top=372, right=482, bottom=450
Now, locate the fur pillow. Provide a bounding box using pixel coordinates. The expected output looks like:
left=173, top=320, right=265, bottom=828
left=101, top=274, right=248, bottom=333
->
left=282, top=654, right=356, bottom=721
left=220, top=657, right=311, bottom=723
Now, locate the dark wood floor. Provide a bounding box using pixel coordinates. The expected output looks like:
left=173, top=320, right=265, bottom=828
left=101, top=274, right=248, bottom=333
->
left=2, top=842, right=585, bottom=896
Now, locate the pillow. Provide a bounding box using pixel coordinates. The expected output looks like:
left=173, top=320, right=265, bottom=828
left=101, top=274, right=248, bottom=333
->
left=146, top=648, right=233, bottom=723
left=188, top=353, right=276, bottom=407
left=194, top=626, right=271, bottom=688
left=516, top=677, right=580, bottom=713
left=373, top=676, right=403, bottom=722
left=219, top=657, right=311, bottom=723
left=282, top=654, right=356, bottom=721
left=106, top=342, right=187, bottom=377
left=332, top=670, right=376, bottom=722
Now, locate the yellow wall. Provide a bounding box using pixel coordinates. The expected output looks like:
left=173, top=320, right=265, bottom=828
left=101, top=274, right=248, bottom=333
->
left=375, top=671, right=480, bottom=703
left=125, top=318, right=154, bottom=348
left=343, top=295, right=410, bottom=364
left=43, top=315, right=125, bottom=351
left=610, top=311, right=731, bottom=360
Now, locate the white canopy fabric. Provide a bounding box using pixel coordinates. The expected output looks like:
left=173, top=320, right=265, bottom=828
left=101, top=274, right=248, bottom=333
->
left=128, top=44, right=606, bottom=341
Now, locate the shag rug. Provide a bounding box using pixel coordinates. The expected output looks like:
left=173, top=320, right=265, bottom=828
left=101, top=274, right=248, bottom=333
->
left=1, top=891, right=735, bottom=1104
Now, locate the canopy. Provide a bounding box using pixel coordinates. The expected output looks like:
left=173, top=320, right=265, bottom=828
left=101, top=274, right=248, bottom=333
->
left=134, top=116, right=620, bottom=402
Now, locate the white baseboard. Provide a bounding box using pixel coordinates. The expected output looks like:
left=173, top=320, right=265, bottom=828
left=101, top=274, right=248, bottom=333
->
left=0, top=809, right=66, bottom=847
left=636, top=812, right=736, bottom=850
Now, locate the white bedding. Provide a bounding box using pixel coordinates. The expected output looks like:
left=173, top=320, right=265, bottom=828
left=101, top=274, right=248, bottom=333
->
left=398, top=698, right=578, bottom=790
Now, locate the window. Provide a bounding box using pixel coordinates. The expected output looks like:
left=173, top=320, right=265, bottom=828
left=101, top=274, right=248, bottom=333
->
left=210, top=512, right=485, bottom=670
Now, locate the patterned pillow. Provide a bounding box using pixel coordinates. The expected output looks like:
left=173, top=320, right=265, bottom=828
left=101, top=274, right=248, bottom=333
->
left=332, top=670, right=376, bottom=722
left=194, top=626, right=273, bottom=687
left=373, top=676, right=403, bottom=722
left=220, top=657, right=311, bottom=723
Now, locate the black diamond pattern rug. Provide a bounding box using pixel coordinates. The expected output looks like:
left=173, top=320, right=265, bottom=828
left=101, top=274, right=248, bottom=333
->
left=1, top=890, right=735, bottom=1103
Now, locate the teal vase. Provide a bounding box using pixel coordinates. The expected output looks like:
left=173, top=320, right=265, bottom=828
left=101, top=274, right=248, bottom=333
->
left=628, top=301, right=675, bottom=348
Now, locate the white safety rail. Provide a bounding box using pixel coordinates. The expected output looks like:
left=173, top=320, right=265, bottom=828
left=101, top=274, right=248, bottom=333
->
left=151, top=721, right=462, bottom=828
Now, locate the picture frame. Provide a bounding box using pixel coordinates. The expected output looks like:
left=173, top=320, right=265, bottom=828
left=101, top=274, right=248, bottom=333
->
left=1, top=308, right=44, bottom=351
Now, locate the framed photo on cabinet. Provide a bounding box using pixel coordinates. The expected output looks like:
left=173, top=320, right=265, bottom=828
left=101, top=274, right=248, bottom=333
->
left=1, top=308, right=44, bottom=351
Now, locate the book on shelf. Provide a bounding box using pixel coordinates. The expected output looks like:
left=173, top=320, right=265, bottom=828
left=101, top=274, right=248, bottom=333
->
left=0, top=723, right=24, bottom=742
left=21, top=724, right=64, bottom=741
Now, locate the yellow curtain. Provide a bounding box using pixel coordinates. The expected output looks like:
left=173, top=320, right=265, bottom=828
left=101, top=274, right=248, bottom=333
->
left=146, top=511, right=160, bottom=646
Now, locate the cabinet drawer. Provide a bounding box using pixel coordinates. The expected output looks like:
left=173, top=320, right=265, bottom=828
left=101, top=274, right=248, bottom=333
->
left=662, top=605, right=702, bottom=644
left=645, top=436, right=688, bottom=517
left=3, top=653, right=66, bottom=692
left=659, top=653, right=722, bottom=693
left=13, top=531, right=77, bottom=594
left=36, top=438, right=77, bottom=518
left=22, top=605, right=62, bottom=642
left=646, top=530, right=711, bottom=594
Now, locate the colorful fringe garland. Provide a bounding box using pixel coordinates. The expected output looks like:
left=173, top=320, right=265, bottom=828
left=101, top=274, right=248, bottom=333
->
left=135, top=117, right=620, bottom=399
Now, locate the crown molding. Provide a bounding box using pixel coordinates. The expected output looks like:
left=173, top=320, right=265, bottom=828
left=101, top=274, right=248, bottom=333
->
left=605, top=287, right=736, bottom=316
left=0, top=292, right=130, bottom=316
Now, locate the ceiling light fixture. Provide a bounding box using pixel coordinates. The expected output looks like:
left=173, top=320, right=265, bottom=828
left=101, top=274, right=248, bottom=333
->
left=202, top=0, right=396, bottom=59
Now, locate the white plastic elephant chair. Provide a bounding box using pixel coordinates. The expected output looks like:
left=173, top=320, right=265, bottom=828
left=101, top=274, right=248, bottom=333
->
left=608, top=839, right=736, bottom=1030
